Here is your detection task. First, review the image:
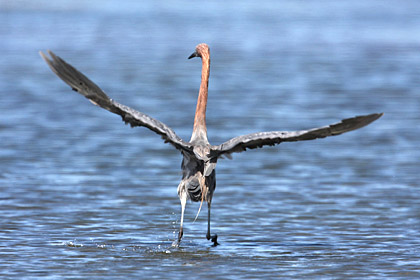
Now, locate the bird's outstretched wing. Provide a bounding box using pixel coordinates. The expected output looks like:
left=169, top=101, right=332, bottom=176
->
left=40, top=50, right=192, bottom=153
left=211, top=113, right=383, bottom=157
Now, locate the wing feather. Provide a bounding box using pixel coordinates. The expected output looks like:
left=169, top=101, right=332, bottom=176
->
left=40, top=50, right=192, bottom=153
left=211, top=113, right=383, bottom=157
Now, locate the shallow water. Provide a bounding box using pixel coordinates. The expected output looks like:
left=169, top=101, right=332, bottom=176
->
left=1, top=0, right=420, bottom=279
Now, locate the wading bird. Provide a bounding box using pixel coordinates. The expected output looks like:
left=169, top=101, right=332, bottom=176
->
left=40, top=43, right=382, bottom=247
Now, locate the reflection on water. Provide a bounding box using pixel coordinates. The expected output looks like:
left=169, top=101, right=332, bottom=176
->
left=1, top=0, right=420, bottom=279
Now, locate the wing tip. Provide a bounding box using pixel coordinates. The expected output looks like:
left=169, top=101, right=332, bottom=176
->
left=331, top=112, right=383, bottom=135
left=39, top=50, right=49, bottom=62
left=359, top=112, right=384, bottom=125
left=367, top=112, right=384, bottom=119
left=39, top=49, right=52, bottom=58
left=39, top=49, right=58, bottom=71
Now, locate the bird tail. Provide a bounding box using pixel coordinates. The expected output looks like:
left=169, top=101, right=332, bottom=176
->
left=193, top=176, right=207, bottom=222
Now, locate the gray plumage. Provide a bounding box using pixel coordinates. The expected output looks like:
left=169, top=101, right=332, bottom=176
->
left=40, top=50, right=192, bottom=154
left=211, top=113, right=382, bottom=157
left=40, top=44, right=382, bottom=246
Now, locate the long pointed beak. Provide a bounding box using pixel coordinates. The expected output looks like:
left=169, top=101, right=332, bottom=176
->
left=188, top=51, right=198, bottom=59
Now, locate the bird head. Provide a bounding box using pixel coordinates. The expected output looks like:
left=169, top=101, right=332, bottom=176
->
left=188, top=43, right=210, bottom=59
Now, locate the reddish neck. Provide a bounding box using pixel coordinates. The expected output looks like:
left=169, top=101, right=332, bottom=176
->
left=191, top=53, right=210, bottom=142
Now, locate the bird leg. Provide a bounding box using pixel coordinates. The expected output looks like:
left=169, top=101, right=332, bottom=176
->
left=206, top=201, right=219, bottom=246
left=173, top=191, right=187, bottom=247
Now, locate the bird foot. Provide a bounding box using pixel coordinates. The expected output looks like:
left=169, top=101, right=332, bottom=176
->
left=208, top=234, right=219, bottom=246
left=172, top=234, right=183, bottom=248
left=171, top=240, right=180, bottom=248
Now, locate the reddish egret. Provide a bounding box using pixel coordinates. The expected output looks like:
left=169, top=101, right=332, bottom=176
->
left=40, top=43, right=382, bottom=246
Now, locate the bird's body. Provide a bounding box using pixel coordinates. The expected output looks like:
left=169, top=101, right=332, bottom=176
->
left=40, top=44, right=382, bottom=246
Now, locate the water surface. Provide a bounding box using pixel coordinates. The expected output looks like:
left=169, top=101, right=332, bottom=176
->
left=1, top=1, right=420, bottom=279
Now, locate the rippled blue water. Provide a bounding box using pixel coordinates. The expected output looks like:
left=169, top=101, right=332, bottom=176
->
left=1, top=0, right=420, bottom=279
